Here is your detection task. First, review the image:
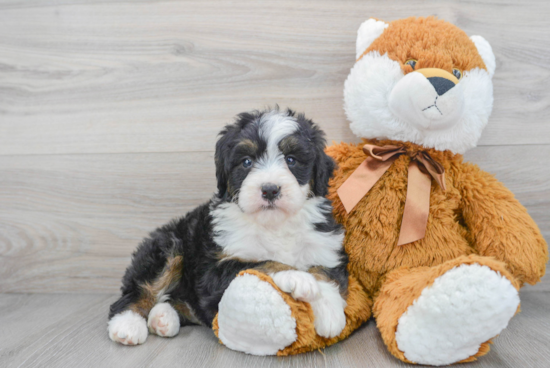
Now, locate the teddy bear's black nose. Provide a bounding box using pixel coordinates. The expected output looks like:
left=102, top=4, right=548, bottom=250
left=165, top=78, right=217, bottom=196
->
left=428, top=77, right=456, bottom=96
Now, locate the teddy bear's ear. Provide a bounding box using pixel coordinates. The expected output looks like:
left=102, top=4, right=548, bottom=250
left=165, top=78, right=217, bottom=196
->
left=356, top=18, right=389, bottom=59
left=470, top=35, right=496, bottom=78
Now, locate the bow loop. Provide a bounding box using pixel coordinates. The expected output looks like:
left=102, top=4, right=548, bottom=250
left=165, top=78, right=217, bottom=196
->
left=336, top=143, right=447, bottom=246
left=362, top=144, right=406, bottom=161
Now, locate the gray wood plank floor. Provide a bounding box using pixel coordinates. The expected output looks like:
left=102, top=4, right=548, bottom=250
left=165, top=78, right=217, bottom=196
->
left=1, top=289, right=548, bottom=368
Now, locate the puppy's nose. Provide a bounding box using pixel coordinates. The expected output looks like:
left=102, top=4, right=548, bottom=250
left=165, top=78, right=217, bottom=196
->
left=261, top=184, right=280, bottom=201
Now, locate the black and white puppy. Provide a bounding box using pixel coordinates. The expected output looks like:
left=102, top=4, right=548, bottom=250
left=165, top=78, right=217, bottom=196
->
left=108, top=108, right=348, bottom=346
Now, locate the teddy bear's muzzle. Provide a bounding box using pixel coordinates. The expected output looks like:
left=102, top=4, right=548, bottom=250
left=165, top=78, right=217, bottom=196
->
left=389, top=68, right=465, bottom=132
left=416, top=68, right=458, bottom=95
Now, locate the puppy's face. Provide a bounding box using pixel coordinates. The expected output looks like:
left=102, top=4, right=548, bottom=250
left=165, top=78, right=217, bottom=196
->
left=215, top=109, right=334, bottom=224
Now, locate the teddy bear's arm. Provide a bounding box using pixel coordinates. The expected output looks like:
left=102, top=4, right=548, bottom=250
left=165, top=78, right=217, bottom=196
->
left=457, top=162, right=548, bottom=285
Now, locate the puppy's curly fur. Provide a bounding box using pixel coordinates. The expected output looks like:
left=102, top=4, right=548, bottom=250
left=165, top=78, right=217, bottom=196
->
left=108, top=108, right=348, bottom=345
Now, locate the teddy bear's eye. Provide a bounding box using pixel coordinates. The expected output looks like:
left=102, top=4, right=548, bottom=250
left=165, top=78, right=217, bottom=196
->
left=405, top=59, right=417, bottom=70
left=453, top=68, right=462, bottom=80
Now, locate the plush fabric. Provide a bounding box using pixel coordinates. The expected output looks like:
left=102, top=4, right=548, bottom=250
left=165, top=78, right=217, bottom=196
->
left=344, top=17, right=495, bottom=154
left=357, top=17, right=487, bottom=72
left=213, top=17, right=548, bottom=365
left=327, top=140, right=547, bottom=290
left=373, top=255, right=521, bottom=365
left=213, top=269, right=372, bottom=356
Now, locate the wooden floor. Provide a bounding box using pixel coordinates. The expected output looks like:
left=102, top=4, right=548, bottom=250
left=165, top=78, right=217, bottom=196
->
left=1, top=288, right=549, bottom=368
left=0, top=0, right=549, bottom=367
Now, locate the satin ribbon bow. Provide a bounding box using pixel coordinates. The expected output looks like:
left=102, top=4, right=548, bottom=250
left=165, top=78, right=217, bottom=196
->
left=337, top=144, right=446, bottom=246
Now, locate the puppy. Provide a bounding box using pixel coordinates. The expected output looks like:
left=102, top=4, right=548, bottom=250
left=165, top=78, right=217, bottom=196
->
left=108, top=108, right=348, bottom=346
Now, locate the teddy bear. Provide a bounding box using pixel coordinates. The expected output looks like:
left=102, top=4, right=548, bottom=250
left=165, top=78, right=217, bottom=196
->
left=212, top=17, right=548, bottom=366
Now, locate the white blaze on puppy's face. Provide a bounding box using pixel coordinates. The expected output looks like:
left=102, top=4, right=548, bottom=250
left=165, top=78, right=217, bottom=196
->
left=212, top=109, right=348, bottom=342
left=212, top=108, right=342, bottom=270
left=237, top=111, right=309, bottom=224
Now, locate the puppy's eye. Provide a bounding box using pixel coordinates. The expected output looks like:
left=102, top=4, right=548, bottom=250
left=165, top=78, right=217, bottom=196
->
left=405, top=59, right=417, bottom=70
left=242, top=158, right=253, bottom=168
left=285, top=156, right=297, bottom=167
left=453, top=68, right=462, bottom=80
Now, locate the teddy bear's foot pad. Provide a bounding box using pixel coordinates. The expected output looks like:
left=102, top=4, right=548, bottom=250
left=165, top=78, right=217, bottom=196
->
left=395, top=263, right=519, bottom=366
left=217, top=273, right=297, bottom=355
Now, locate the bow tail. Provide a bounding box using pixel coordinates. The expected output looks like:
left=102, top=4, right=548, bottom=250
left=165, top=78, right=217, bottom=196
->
left=337, top=156, right=395, bottom=213
left=397, top=161, right=432, bottom=246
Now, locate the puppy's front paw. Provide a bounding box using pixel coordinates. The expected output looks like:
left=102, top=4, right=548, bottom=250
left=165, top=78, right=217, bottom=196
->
left=108, top=310, right=148, bottom=345
left=271, top=270, right=320, bottom=302
left=310, top=281, right=347, bottom=338
left=148, top=302, right=180, bottom=337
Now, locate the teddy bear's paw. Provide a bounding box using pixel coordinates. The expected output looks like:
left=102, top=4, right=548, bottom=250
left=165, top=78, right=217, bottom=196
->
left=271, top=270, right=320, bottom=302
left=395, top=263, right=519, bottom=365
left=310, top=280, right=347, bottom=338
left=108, top=310, right=148, bottom=346
left=147, top=302, right=180, bottom=337
left=218, top=273, right=297, bottom=355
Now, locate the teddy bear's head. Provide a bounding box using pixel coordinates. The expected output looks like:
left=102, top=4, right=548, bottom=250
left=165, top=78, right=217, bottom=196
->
left=344, top=17, right=495, bottom=154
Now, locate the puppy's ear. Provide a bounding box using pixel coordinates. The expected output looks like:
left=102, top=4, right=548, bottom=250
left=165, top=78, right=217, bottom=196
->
left=312, top=148, right=336, bottom=197
left=302, top=116, right=335, bottom=197
left=214, top=125, right=234, bottom=199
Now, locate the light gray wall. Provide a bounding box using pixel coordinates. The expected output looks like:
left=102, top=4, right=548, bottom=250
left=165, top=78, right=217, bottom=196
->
left=0, top=0, right=548, bottom=293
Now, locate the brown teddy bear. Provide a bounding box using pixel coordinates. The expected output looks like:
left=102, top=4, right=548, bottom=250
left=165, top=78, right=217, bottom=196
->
left=213, top=17, right=548, bottom=365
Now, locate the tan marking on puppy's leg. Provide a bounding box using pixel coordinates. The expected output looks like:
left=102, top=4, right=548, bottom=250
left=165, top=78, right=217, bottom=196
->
left=129, top=255, right=184, bottom=318
left=217, top=254, right=297, bottom=274
left=255, top=261, right=297, bottom=274
left=307, top=266, right=331, bottom=282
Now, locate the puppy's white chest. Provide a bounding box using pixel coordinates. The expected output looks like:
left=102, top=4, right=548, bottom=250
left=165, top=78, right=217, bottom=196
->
left=212, top=200, right=343, bottom=270
left=242, top=225, right=307, bottom=268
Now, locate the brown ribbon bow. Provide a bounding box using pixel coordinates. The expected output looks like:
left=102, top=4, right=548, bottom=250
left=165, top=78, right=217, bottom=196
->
left=337, top=144, right=446, bottom=246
